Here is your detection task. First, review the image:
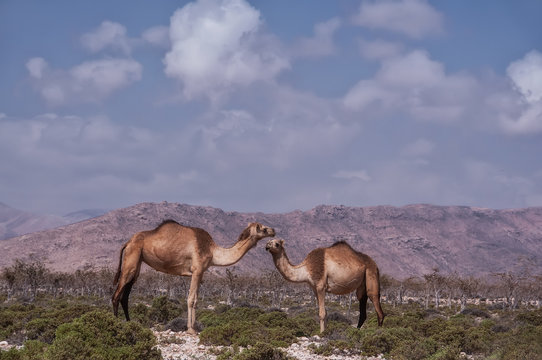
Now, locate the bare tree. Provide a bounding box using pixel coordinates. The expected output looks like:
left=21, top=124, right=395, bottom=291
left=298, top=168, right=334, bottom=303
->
left=424, top=268, right=446, bottom=308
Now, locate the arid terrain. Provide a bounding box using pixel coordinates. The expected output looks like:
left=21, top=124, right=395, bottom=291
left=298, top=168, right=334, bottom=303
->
left=1, top=202, right=541, bottom=278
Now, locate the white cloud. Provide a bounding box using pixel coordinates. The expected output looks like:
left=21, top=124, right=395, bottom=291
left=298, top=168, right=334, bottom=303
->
left=26, top=57, right=48, bottom=79
left=344, top=50, right=477, bottom=123
left=142, top=26, right=170, bottom=48
left=292, top=17, right=341, bottom=58
left=358, top=38, right=404, bottom=60
left=27, top=57, right=142, bottom=106
left=507, top=50, right=542, bottom=103
left=353, top=0, right=443, bottom=39
left=81, top=21, right=132, bottom=54
left=498, top=50, right=542, bottom=135
left=163, top=0, right=289, bottom=101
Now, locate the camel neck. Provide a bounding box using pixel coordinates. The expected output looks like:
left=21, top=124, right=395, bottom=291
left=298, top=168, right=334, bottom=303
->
left=271, top=250, right=309, bottom=283
left=211, top=236, right=257, bottom=266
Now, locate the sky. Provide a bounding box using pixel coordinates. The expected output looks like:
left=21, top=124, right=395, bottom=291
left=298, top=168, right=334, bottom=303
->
left=1, top=0, right=542, bottom=216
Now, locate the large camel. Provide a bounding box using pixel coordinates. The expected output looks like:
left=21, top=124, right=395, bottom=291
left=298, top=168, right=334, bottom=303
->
left=265, top=238, right=385, bottom=333
left=113, top=220, right=275, bottom=334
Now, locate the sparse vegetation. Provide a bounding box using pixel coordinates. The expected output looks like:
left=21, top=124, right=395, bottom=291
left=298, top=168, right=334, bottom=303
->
left=1, top=259, right=541, bottom=359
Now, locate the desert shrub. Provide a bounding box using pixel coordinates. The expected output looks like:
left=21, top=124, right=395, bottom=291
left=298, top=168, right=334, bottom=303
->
left=148, top=295, right=184, bottom=324
left=44, top=310, right=161, bottom=360
left=322, top=320, right=351, bottom=341
left=462, top=326, right=493, bottom=354
left=1, top=310, right=160, bottom=360
left=460, top=307, right=490, bottom=318
left=426, top=345, right=461, bottom=360
left=0, top=340, right=48, bottom=360
left=290, top=310, right=319, bottom=336
left=25, top=303, right=97, bottom=343
left=389, top=337, right=438, bottom=360
left=129, top=302, right=152, bottom=326
left=234, top=342, right=289, bottom=360
left=257, top=311, right=290, bottom=328
left=165, top=317, right=187, bottom=332
left=515, top=308, right=542, bottom=326
left=199, top=306, right=300, bottom=348
left=492, top=325, right=542, bottom=360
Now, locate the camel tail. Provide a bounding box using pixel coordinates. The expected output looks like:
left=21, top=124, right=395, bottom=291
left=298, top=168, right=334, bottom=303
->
left=113, top=244, right=127, bottom=285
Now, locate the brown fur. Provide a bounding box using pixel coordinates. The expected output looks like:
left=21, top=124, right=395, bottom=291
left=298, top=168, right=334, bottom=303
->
left=112, top=221, right=275, bottom=334
left=266, top=238, right=385, bottom=333
left=305, top=248, right=325, bottom=283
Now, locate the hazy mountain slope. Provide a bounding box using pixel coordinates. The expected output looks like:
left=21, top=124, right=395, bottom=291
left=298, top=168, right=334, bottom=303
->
left=1, top=202, right=541, bottom=278
left=0, top=202, right=67, bottom=240
left=0, top=203, right=107, bottom=240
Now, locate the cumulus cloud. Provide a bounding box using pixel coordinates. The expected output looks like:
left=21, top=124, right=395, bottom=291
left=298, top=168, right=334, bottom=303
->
left=498, top=50, right=542, bottom=135
left=163, top=0, right=289, bottom=101
left=0, top=113, right=181, bottom=212
left=343, top=50, right=477, bottom=122
left=507, top=50, right=542, bottom=103
left=81, top=21, right=132, bottom=54
left=292, top=17, right=341, bottom=58
left=26, top=57, right=48, bottom=79
left=26, top=57, right=142, bottom=106
left=353, top=0, right=443, bottom=39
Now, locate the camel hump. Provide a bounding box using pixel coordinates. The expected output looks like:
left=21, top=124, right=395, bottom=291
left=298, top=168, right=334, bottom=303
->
left=156, top=219, right=181, bottom=229
left=306, top=248, right=326, bottom=283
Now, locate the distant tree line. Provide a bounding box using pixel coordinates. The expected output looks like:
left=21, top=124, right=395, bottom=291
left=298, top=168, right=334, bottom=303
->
left=1, top=259, right=541, bottom=311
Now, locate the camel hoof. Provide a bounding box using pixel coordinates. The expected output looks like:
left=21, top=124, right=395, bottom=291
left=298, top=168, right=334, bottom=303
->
left=186, top=328, right=198, bottom=336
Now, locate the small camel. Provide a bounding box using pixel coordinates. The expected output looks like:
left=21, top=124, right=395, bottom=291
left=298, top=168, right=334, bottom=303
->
left=113, top=220, right=275, bottom=334
left=265, top=238, right=385, bottom=333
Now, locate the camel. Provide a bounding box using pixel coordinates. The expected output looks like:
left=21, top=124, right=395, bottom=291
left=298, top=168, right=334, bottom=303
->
left=112, top=220, right=275, bottom=334
left=265, top=238, right=385, bottom=333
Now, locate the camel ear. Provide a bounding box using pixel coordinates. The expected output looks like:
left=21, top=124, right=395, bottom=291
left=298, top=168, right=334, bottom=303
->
left=279, top=239, right=284, bottom=246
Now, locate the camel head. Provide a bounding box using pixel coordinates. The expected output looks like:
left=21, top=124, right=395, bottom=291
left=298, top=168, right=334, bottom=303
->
left=238, top=222, right=276, bottom=242
left=265, top=238, right=284, bottom=254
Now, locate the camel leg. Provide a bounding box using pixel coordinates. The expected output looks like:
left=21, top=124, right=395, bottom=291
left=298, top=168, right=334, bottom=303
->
left=111, top=245, right=141, bottom=320
left=120, top=279, right=135, bottom=321
left=356, top=286, right=368, bottom=328
left=314, top=287, right=326, bottom=333
left=367, top=271, right=385, bottom=326
left=369, top=292, right=385, bottom=326
left=186, top=271, right=203, bottom=335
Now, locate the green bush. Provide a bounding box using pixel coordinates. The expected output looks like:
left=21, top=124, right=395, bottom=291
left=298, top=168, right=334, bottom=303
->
left=148, top=295, right=184, bottom=324
left=45, top=310, right=161, bottom=360
left=199, top=306, right=300, bottom=348
left=234, top=342, right=290, bottom=360
left=25, top=303, right=96, bottom=343
left=389, top=338, right=438, bottom=360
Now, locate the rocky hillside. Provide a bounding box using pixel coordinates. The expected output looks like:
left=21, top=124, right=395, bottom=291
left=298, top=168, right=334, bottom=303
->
left=1, top=202, right=541, bottom=278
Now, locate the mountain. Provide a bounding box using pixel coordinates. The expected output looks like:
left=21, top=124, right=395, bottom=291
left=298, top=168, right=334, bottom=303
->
left=63, top=209, right=109, bottom=224
left=1, top=202, right=541, bottom=278
left=0, top=202, right=67, bottom=240
left=0, top=203, right=107, bottom=240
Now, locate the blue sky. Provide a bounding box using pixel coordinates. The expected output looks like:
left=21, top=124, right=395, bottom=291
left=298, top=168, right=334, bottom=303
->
left=1, top=0, right=542, bottom=215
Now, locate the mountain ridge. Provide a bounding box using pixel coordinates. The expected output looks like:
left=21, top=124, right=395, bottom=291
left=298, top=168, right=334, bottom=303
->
left=0, top=203, right=107, bottom=240
left=1, top=202, right=541, bottom=278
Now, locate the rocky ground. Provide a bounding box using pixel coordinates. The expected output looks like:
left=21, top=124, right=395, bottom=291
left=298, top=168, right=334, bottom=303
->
left=153, top=329, right=387, bottom=360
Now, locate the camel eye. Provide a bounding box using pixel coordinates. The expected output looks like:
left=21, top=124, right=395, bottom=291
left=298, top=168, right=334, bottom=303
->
left=275, top=243, right=279, bottom=247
